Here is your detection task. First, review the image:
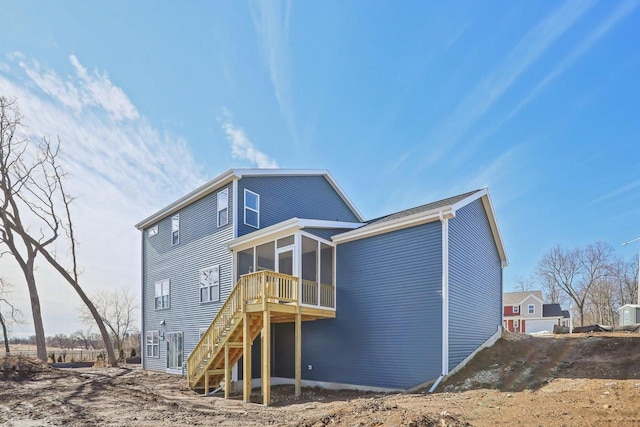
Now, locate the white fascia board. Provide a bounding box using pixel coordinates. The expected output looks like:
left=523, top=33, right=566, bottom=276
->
left=297, top=219, right=364, bottom=229
left=451, top=188, right=508, bottom=267
left=233, top=168, right=365, bottom=222
left=332, top=208, right=455, bottom=244
left=135, top=169, right=237, bottom=230
left=226, top=218, right=364, bottom=251
left=226, top=217, right=302, bottom=251
left=518, top=294, right=546, bottom=306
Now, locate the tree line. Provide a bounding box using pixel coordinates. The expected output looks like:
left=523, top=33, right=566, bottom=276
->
left=519, top=241, right=638, bottom=326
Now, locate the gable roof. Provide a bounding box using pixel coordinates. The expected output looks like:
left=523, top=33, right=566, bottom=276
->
left=135, top=168, right=364, bottom=229
left=543, top=303, right=564, bottom=318
left=503, top=291, right=544, bottom=306
left=332, top=188, right=508, bottom=266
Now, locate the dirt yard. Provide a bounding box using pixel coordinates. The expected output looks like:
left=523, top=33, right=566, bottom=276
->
left=2, top=332, right=640, bottom=426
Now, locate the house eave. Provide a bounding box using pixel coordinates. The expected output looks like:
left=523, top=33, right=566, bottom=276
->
left=332, top=208, right=456, bottom=244
left=226, top=218, right=364, bottom=251
left=135, top=168, right=364, bottom=230
left=135, top=169, right=237, bottom=230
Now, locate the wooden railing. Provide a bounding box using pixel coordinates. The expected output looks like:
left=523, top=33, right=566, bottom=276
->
left=320, top=283, right=335, bottom=308
left=301, top=280, right=335, bottom=309
left=187, top=270, right=300, bottom=384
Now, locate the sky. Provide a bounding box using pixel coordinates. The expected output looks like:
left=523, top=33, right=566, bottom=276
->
left=0, top=0, right=639, bottom=337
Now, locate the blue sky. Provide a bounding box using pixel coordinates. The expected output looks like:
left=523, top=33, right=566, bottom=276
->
left=1, top=0, right=639, bottom=335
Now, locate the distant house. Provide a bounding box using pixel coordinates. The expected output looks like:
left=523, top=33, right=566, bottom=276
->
left=503, top=291, right=565, bottom=333
left=135, top=169, right=508, bottom=404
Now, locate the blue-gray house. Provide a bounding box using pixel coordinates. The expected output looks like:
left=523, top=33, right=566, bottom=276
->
left=135, top=169, right=507, bottom=404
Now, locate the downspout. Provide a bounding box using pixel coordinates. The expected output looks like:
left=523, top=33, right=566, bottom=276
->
left=430, top=211, right=449, bottom=393
left=140, top=230, right=146, bottom=369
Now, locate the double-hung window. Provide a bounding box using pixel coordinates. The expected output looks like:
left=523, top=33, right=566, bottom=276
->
left=528, top=304, right=535, bottom=314
left=513, top=305, right=519, bottom=313
left=217, top=189, right=228, bottom=227
left=171, top=214, right=180, bottom=246
left=155, top=279, right=170, bottom=309
left=244, top=189, right=259, bottom=228
left=199, top=265, right=220, bottom=303
left=146, top=330, right=159, bottom=358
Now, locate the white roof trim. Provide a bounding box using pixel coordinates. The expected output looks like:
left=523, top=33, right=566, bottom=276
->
left=453, top=188, right=508, bottom=266
left=232, top=169, right=363, bottom=221
left=332, top=208, right=456, bottom=244
left=332, top=188, right=508, bottom=267
left=517, top=294, right=545, bottom=306
left=135, top=168, right=364, bottom=230
left=226, top=218, right=363, bottom=251
left=135, top=169, right=236, bottom=229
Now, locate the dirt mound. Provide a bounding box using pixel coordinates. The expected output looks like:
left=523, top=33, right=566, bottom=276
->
left=444, top=332, right=640, bottom=393
left=297, top=397, right=470, bottom=427
left=1, top=356, right=55, bottom=382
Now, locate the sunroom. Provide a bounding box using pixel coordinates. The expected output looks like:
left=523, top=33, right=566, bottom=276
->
left=227, top=218, right=362, bottom=313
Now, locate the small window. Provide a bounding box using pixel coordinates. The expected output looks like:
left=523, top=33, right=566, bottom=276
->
left=148, top=225, right=158, bottom=237
left=199, top=265, right=220, bottom=303
left=146, top=330, right=159, bottom=358
left=528, top=304, right=535, bottom=314
left=513, top=319, right=519, bottom=328
left=155, top=279, right=170, bottom=309
left=513, top=305, right=519, bottom=313
left=217, top=189, right=228, bottom=227
left=171, top=214, right=180, bottom=246
left=244, top=189, right=260, bottom=228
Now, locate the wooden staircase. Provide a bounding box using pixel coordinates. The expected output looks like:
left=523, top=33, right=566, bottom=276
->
left=187, top=271, right=299, bottom=401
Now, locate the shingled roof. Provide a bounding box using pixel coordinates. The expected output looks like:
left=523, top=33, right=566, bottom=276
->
left=366, top=189, right=482, bottom=226
left=543, top=303, right=564, bottom=317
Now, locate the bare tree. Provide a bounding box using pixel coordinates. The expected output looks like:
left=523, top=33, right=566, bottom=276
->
left=0, top=97, right=117, bottom=364
left=536, top=242, right=613, bottom=326
left=514, top=275, right=534, bottom=292
left=0, top=277, right=23, bottom=356
left=80, top=288, right=138, bottom=359
left=611, top=256, right=639, bottom=307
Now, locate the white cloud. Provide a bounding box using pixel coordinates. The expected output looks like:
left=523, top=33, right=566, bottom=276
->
left=421, top=0, right=596, bottom=167
left=0, top=53, right=205, bottom=335
left=221, top=114, right=278, bottom=168
left=15, top=54, right=139, bottom=121
left=249, top=0, right=298, bottom=145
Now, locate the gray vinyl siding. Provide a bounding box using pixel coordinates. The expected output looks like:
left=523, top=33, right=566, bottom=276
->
left=141, top=183, right=234, bottom=371
left=281, top=222, right=443, bottom=390
left=237, top=176, right=360, bottom=237
left=448, top=199, right=502, bottom=371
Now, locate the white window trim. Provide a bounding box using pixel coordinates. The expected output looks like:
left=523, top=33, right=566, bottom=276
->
left=171, top=214, right=180, bottom=246
left=513, top=319, right=519, bottom=327
left=199, top=265, right=220, bottom=304
left=217, top=189, right=229, bottom=228
left=148, top=225, right=158, bottom=237
left=528, top=304, right=535, bottom=314
left=155, top=279, right=170, bottom=310
left=244, top=189, right=260, bottom=229
left=146, top=330, right=159, bottom=358
left=513, top=305, right=519, bottom=313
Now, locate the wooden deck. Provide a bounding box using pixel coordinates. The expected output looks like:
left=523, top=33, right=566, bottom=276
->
left=186, top=271, right=335, bottom=405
